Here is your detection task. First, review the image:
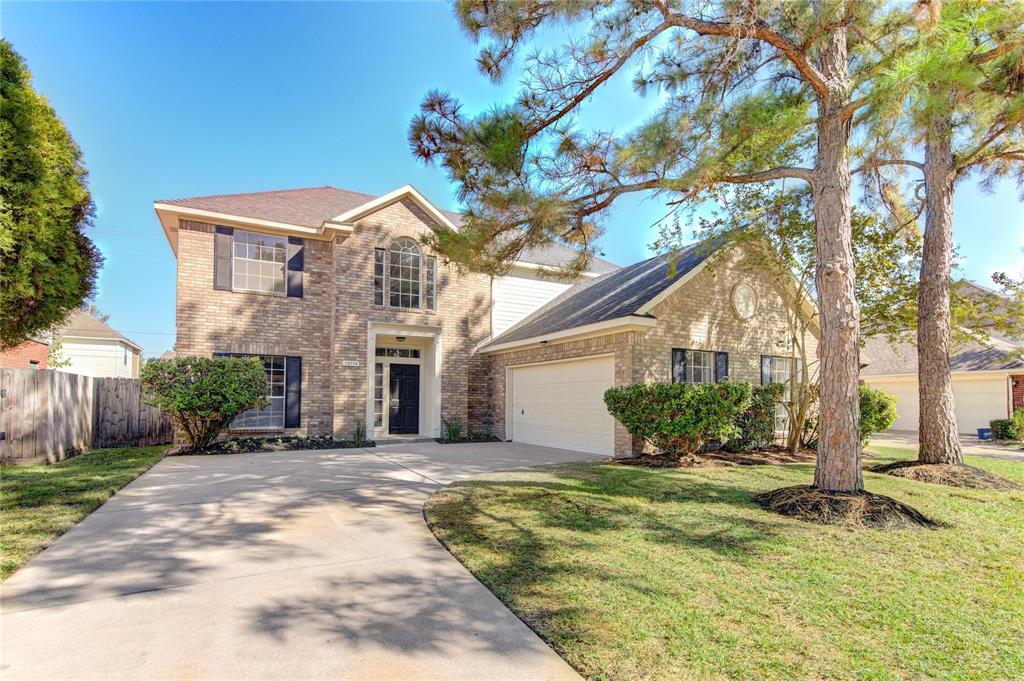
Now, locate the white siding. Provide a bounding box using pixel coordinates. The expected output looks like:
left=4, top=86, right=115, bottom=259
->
left=492, top=270, right=573, bottom=337
left=863, top=373, right=1011, bottom=435
left=58, top=338, right=135, bottom=378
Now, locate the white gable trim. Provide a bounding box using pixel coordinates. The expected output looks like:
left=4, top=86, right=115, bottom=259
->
left=327, top=184, right=458, bottom=232
left=479, top=315, right=658, bottom=355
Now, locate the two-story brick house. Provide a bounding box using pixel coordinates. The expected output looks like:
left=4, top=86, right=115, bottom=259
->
left=156, top=184, right=816, bottom=456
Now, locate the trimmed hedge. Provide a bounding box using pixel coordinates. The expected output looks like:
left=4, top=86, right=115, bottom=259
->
left=725, top=382, right=785, bottom=452
left=990, top=409, right=1024, bottom=441
left=604, top=381, right=753, bottom=456
left=859, top=385, right=898, bottom=445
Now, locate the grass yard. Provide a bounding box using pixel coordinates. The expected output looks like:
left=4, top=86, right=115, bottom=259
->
left=1, top=446, right=166, bottom=579
left=425, top=447, right=1024, bottom=681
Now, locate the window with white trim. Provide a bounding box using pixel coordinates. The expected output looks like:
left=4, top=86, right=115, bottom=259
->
left=373, top=362, right=384, bottom=428
left=765, top=355, right=796, bottom=433
left=232, top=230, right=286, bottom=294
left=373, top=248, right=385, bottom=305
left=425, top=256, right=436, bottom=311
left=388, top=237, right=422, bottom=309
left=229, top=354, right=286, bottom=429
left=375, top=347, right=421, bottom=358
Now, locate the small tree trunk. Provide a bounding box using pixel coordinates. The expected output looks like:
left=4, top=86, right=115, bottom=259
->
left=917, top=110, right=964, bottom=465
left=811, top=26, right=863, bottom=492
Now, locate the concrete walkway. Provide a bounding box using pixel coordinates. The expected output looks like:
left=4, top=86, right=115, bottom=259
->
left=870, top=430, right=1024, bottom=462
left=1, top=442, right=603, bottom=680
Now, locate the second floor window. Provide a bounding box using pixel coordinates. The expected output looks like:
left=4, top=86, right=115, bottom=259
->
left=374, top=238, right=437, bottom=310
left=233, top=229, right=286, bottom=294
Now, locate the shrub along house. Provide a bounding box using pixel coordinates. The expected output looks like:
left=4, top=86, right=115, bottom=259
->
left=155, top=184, right=816, bottom=456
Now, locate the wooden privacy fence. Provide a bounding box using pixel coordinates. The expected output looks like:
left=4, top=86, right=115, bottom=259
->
left=0, top=369, right=173, bottom=465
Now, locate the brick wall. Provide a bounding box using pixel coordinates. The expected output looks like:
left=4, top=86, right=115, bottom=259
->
left=174, top=197, right=491, bottom=439
left=1012, top=374, right=1024, bottom=411
left=0, top=340, right=48, bottom=369
left=476, top=246, right=817, bottom=456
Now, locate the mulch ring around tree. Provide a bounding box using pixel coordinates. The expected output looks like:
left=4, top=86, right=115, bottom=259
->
left=869, top=460, right=1023, bottom=491
left=615, top=446, right=817, bottom=469
left=754, top=485, right=940, bottom=529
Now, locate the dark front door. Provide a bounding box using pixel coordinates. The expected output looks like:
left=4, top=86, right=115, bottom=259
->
left=388, top=364, right=420, bottom=434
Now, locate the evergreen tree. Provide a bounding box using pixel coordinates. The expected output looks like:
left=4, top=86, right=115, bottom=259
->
left=0, top=40, right=102, bottom=348
left=411, top=1, right=912, bottom=495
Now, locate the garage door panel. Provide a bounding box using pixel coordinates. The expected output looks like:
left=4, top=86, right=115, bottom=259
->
left=511, top=356, right=615, bottom=455
left=865, top=375, right=1009, bottom=434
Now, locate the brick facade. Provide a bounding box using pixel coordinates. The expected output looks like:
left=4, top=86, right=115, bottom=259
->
left=174, top=198, right=490, bottom=439
left=0, top=339, right=48, bottom=369
left=1012, top=374, right=1024, bottom=412
left=474, top=247, right=818, bottom=456
left=175, top=203, right=814, bottom=453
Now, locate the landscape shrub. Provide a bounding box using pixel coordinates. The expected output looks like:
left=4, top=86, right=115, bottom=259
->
left=724, top=382, right=785, bottom=452
left=442, top=415, right=464, bottom=440
left=141, top=356, right=268, bottom=451
left=990, top=409, right=1024, bottom=440
left=859, top=385, right=898, bottom=445
left=604, top=380, right=753, bottom=456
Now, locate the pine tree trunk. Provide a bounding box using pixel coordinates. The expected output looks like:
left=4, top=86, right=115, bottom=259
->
left=810, top=25, right=863, bottom=492
left=917, top=111, right=964, bottom=465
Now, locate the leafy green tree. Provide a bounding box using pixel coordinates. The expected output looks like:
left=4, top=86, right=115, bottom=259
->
left=141, top=356, right=269, bottom=451
left=0, top=40, right=102, bottom=348
left=411, top=1, right=914, bottom=494
left=864, top=0, right=1024, bottom=466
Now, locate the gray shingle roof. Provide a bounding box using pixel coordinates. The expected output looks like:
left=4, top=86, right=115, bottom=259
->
left=861, top=334, right=1024, bottom=376
left=485, top=240, right=717, bottom=347
left=158, top=186, right=618, bottom=273
left=55, top=310, right=141, bottom=351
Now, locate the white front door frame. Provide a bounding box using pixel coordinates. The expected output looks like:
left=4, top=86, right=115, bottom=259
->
left=366, top=321, right=443, bottom=438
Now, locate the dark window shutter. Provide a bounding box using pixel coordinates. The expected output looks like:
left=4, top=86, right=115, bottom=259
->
left=285, top=356, right=302, bottom=428
left=214, top=226, right=234, bottom=290
left=761, top=355, right=772, bottom=385
left=672, top=348, right=687, bottom=384
left=716, top=352, right=729, bottom=382
left=287, top=237, right=304, bottom=298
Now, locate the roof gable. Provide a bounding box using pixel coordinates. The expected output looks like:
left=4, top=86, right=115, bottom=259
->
left=485, top=240, right=717, bottom=348
left=55, top=310, right=142, bottom=351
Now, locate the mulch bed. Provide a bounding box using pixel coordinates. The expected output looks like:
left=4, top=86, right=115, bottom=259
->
left=869, top=461, right=1022, bottom=491
left=170, top=435, right=375, bottom=456
left=435, top=433, right=503, bottom=445
left=615, top=446, right=817, bottom=469
left=754, top=484, right=940, bottom=529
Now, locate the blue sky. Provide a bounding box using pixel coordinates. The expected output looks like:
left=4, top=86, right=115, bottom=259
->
left=4, top=1, right=1021, bottom=356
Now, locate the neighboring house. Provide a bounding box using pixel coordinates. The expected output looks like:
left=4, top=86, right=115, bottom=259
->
left=861, top=335, right=1024, bottom=435
left=158, top=350, right=177, bottom=360
left=0, top=336, right=49, bottom=369
left=52, top=310, right=142, bottom=378
left=155, top=184, right=813, bottom=456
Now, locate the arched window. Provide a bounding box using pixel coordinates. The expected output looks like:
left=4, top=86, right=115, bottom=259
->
left=388, top=237, right=421, bottom=308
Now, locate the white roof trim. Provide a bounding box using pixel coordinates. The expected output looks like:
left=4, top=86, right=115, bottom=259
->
left=480, top=315, right=658, bottom=355
left=635, top=253, right=715, bottom=315
left=509, top=260, right=603, bottom=279
left=328, top=184, right=459, bottom=231
left=60, top=334, right=143, bottom=352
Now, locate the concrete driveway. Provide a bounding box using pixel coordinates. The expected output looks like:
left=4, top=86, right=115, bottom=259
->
left=870, top=430, right=1024, bottom=462
left=1, top=442, right=603, bottom=680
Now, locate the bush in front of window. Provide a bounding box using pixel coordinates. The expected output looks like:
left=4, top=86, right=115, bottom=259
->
left=858, top=385, right=898, bottom=446
left=604, top=381, right=753, bottom=457
left=724, top=382, right=785, bottom=452
left=141, top=356, right=269, bottom=451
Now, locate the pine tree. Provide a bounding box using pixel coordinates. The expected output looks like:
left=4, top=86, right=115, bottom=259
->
left=411, top=1, right=913, bottom=497
left=864, top=0, right=1024, bottom=471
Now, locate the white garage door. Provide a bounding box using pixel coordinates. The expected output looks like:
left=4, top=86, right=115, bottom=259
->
left=865, top=375, right=1009, bottom=434
left=510, top=356, right=616, bottom=455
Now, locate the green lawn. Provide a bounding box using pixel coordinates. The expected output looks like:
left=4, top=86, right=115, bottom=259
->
left=425, top=447, right=1024, bottom=681
left=1, top=446, right=166, bottom=579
